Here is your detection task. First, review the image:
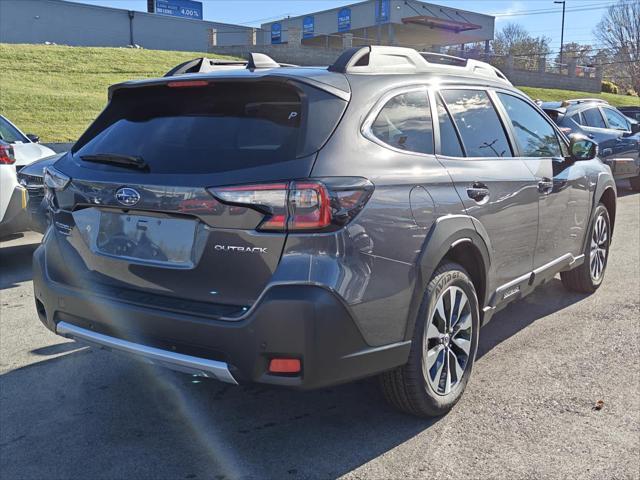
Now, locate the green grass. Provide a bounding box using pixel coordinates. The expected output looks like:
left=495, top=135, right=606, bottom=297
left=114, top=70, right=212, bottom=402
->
left=518, top=86, right=639, bottom=108
left=0, top=43, right=237, bottom=142
left=1, top=43, right=638, bottom=142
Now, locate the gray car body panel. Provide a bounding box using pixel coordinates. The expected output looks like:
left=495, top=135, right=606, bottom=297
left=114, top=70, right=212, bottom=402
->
left=35, top=63, right=617, bottom=385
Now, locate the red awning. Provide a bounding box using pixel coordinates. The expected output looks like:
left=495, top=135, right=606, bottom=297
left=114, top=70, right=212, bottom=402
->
left=401, top=15, right=482, bottom=32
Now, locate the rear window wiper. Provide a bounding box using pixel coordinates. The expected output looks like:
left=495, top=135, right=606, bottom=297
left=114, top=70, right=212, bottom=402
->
left=80, top=153, right=148, bottom=170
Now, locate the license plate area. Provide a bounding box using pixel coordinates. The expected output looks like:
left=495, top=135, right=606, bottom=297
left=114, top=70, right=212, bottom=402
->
left=74, top=208, right=200, bottom=268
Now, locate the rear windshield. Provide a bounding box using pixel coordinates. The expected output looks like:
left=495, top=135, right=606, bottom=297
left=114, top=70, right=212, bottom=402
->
left=73, top=81, right=345, bottom=174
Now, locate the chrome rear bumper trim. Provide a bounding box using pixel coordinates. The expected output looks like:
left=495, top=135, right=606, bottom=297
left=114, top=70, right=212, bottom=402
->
left=56, top=321, right=238, bottom=384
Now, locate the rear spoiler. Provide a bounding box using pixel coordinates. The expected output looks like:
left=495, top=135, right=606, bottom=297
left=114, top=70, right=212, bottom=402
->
left=164, top=53, right=296, bottom=77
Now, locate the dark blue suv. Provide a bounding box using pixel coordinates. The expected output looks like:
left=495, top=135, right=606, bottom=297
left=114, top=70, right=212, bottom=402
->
left=542, top=99, right=640, bottom=191
left=34, top=48, right=616, bottom=417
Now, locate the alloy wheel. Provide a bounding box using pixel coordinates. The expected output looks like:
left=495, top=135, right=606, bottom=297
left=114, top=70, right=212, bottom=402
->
left=423, top=286, right=473, bottom=396
left=590, top=213, right=608, bottom=281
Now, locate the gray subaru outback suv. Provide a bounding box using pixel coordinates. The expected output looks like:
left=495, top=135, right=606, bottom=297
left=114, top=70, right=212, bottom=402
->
left=34, top=47, right=616, bottom=417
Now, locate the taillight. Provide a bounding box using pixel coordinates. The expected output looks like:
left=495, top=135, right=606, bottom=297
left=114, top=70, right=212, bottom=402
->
left=208, top=178, right=373, bottom=233
left=0, top=143, right=15, bottom=165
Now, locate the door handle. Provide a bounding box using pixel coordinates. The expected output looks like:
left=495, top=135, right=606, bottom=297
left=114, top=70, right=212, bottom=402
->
left=587, top=134, right=595, bottom=139
left=466, top=183, right=490, bottom=203
left=538, top=178, right=553, bottom=194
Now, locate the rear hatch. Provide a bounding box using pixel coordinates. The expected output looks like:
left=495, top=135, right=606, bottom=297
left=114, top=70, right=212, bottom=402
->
left=49, top=76, right=348, bottom=316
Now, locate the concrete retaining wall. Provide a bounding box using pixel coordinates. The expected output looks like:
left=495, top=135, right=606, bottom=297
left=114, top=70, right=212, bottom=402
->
left=0, top=0, right=251, bottom=51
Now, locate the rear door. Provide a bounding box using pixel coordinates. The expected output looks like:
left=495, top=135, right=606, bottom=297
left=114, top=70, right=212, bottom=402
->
left=50, top=79, right=347, bottom=312
left=433, top=88, right=539, bottom=302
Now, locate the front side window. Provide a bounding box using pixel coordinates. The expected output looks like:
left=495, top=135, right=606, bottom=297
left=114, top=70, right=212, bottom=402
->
left=497, top=93, right=562, bottom=158
left=602, top=108, right=630, bottom=131
left=582, top=108, right=606, bottom=128
left=370, top=90, right=434, bottom=155
left=440, top=89, right=512, bottom=158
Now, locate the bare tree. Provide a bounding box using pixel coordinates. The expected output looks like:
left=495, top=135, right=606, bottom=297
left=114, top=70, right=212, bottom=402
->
left=595, top=0, right=640, bottom=93
left=492, top=23, right=551, bottom=70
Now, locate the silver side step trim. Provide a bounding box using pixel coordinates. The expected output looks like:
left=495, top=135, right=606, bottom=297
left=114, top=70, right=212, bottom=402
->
left=56, top=321, right=238, bottom=384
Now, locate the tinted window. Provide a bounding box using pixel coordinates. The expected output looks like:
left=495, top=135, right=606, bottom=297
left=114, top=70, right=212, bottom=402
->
left=582, top=108, right=606, bottom=128
left=441, top=90, right=512, bottom=157
left=571, top=113, right=582, bottom=125
left=436, top=96, right=464, bottom=156
left=74, top=82, right=345, bottom=174
left=498, top=93, right=562, bottom=158
left=371, top=90, right=433, bottom=154
left=602, top=108, right=629, bottom=130
left=0, top=117, right=28, bottom=144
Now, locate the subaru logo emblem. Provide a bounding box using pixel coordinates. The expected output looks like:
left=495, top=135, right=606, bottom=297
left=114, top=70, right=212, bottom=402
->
left=115, top=187, right=141, bottom=207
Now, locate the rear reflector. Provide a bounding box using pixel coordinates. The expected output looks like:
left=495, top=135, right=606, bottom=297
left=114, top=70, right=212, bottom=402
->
left=167, top=80, right=209, bottom=88
left=268, top=358, right=301, bottom=374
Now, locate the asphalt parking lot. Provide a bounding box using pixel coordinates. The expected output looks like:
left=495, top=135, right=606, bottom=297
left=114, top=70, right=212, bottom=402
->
left=1, top=188, right=638, bottom=480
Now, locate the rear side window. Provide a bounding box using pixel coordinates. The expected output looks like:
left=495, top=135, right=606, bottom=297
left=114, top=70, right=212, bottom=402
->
left=582, top=108, right=606, bottom=128
left=497, top=93, right=562, bottom=158
left=370, top=90, right=434, bottom=154
left=73, top=81, right=346, bottom=174
left=602, top=108, right=629, bottom=131
left=435, top=96, right=464, bottom=157
left=571, top=113, right=582, bottom=125
left=441, top=89, right=512, bottom=158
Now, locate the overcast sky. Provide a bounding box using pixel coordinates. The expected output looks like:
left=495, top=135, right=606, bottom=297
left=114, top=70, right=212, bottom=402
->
left=71, top=0, right=619, bottom=54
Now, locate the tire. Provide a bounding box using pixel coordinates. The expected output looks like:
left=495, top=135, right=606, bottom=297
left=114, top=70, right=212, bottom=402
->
left=379, top=262, right=480, bottom=417
left=560, top=203, right=611, bottom=293
left=630, top=176, right=640, bottom=192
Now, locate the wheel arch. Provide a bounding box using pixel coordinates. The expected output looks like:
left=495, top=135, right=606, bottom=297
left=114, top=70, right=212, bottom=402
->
left=404, top=215, right=492, bottom=341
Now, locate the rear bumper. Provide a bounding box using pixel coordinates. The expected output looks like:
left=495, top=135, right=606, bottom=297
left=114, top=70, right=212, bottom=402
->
left=33, top=244, right=410, bottom=389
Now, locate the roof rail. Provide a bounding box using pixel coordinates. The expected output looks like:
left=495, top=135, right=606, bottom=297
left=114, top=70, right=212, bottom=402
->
left=562, top=98, right=609, bottom=106
left=328, top=46, right=511, bottom=85
left=164, top=53, right=295, bottom=77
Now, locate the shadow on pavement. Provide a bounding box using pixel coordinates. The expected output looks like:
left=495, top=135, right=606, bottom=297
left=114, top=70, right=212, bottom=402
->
left=0, top=241, right=39, bottom=289
left=0, top=275, right=590, bottom=480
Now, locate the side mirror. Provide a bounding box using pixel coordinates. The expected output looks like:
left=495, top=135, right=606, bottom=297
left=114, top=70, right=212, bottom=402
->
left=569, top=134, right=598, bottom=161
left=26, top=134, right=40, bottom=143
left=630, top=122, right=640, bottom=135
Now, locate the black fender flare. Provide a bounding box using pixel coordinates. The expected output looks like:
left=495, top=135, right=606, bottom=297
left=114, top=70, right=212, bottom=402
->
left=403, top=214, right=492, bottom=341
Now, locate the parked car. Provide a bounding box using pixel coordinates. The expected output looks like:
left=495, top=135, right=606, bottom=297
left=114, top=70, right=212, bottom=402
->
left=34, top=48, right=616, bottom=417
left=541, top=99, right=640, bottom=190
left=17, top=154, right=63, bottom=233
left=0, top=141, right=28, bottom=237
left=617, top=106, right=640, bottom=122
left=0, top=115, right=55, bottom=168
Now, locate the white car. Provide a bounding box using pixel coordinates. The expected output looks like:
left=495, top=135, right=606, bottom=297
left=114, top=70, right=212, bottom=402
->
left=0, top=141, right=27, bottom=237
left=0, top=115, right=55, bottom=168
left=0, top=115, right=56, bottom=237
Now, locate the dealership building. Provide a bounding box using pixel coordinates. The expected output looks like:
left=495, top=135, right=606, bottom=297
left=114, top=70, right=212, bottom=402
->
left=259, top=0, right=494, bottom=51
left=1, top=0, right=494, bottom=55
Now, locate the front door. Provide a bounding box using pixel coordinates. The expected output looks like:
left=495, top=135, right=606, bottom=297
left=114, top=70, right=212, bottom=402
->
left=433, top=88, right=540, bottom=302
left=493, top=92, right=590, bottom=272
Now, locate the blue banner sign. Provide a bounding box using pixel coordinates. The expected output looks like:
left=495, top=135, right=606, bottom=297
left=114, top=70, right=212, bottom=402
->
left=376, top=0, right=390, bottom=23
left=338, top=7, right=351, bottom=32
left=271, top=23, right=282, bottom=44
left=155, top=0, right=203, bottom=20
left=303, top=16, right=314, bottom=39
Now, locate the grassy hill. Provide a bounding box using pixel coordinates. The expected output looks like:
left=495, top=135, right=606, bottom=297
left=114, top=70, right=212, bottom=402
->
left=1, top=43, right=638, bottom=143
left=0, top=44, right=237, bottom=142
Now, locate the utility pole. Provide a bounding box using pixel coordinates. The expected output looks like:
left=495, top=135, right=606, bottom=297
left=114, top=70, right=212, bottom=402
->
left=554, top=1, right=566, bottom=69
